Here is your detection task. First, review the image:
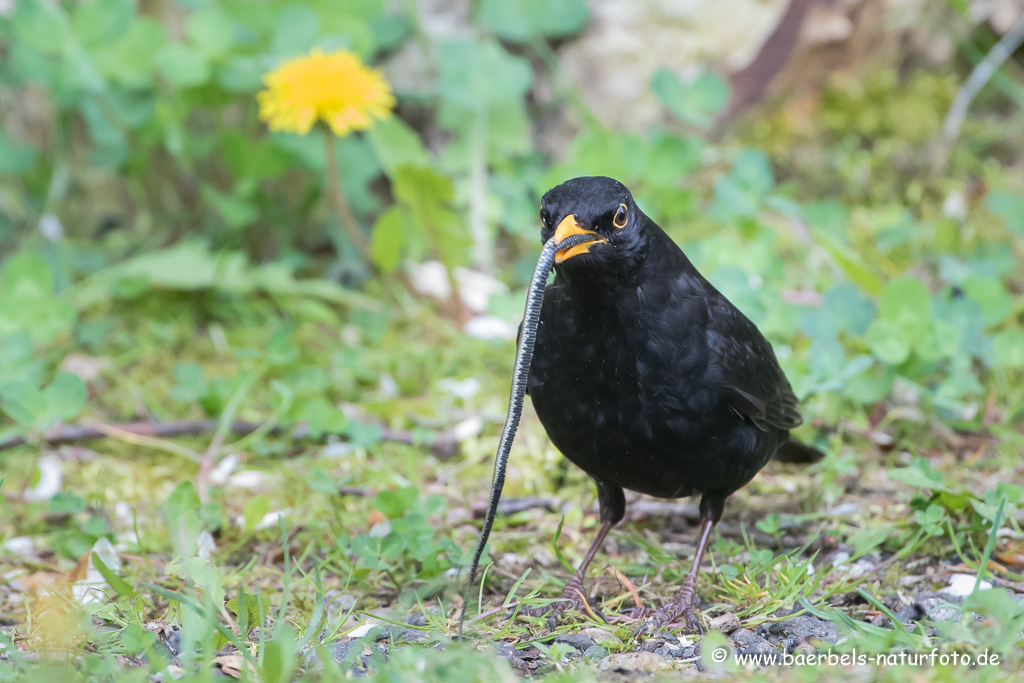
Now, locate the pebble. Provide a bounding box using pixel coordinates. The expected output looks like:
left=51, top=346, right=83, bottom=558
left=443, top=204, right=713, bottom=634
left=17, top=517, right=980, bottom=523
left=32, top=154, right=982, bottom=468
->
left=729, top=628, right=780, bottom=665
left=580, top=627, right=624, bottom=647
left=915, top=592, right=962, bottom=622
left=599, top=651, right=671, bottom=672
left=708, top=612, right=741, bottom=634
left=554, top=633, right=594, bottom=651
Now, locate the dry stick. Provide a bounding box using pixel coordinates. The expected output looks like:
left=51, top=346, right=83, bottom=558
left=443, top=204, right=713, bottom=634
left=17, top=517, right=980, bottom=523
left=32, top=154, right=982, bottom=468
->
left=932, top=14, right=1024, bottom=174
left=0, top=419, right=459, bottom=460
left=322, top=126, right=371, bottom=259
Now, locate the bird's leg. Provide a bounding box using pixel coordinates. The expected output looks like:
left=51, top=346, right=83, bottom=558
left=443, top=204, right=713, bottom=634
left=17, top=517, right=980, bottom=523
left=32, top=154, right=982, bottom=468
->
left=520, top=480, right=624, bottom=628
left=634, top=496, right=724, bottom=633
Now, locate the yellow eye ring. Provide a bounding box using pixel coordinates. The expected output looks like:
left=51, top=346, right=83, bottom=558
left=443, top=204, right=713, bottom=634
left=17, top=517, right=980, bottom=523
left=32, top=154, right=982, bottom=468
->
left=613, top=203, right=628, bottom=229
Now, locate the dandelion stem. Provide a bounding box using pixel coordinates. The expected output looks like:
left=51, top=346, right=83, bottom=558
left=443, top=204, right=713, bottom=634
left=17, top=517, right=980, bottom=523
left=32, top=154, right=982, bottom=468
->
left=322, top=127, right=370, bottom=260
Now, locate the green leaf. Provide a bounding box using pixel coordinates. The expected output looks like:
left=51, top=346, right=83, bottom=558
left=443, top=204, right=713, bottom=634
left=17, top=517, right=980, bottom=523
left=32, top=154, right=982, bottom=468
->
left=436, top=39, right=532, bottom=109
left=375, top=486, right=418, bottom=519
left=864, top=318, right=911, bottom=365
left=261, top=627, right=297, bottom=683
left=13, top=0, right=71, bottom=55
left=90, top=18, right=166, bottom=87
left=155, top=43, right=210, bottom=87
left=272, top=5, right=320, bottom=56
left=370, top=206, right=408, bottom=273
left=0, top=381, right=45, bottom=427
left=987, top=192, right=1024, bottom=235
left=814, top=233, right=883, bottom=295
left=42, top=373, right=87, bottom=421
left=391, top=166, right=469, bottom=270
left=0, top=131, right=36, bottom=174
left=243, top=495, right=271, bottom=532
left=477, top=0, right=589, bottom=42
left=915, top=319, right=959, bottom=362
left=200, top=184, right=259, bottom=230
left=216, top=56, right=266, bottom=92
left=0, top=253, right=76, bottom=343
left=652, top=69, right=730, bottom=128
left=80, top=97, right=128, bottom=167
left=73, top=0, right=133, bottom=48
left=166, top=556, right=225, bottom=609
left=366, top=117, right=429, bottom=177
left=92, top=551, right=137, bottom=598
left=993, top=328, right=1024, bottom=369
left=962, top=275, right=1012, bottom=327
left=877, top=276, right=930, bottom=324
left=186, top=8, right=235, bottom=59
left=161, top=482, right=204, bottom=557
left=227, top=592, right=266, bottom=632
left=302, top=398, right=349, bottom=439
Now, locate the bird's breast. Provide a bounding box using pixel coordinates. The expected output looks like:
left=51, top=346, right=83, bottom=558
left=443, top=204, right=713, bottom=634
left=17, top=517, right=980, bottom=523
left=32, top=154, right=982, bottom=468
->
left=527, top=290, right=747, bottom=497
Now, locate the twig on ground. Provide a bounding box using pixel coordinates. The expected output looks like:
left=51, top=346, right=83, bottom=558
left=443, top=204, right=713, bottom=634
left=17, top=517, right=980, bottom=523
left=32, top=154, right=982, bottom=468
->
left=0, top=419, right=459, bottom=460
left=932, top=14, right=1024, bottom=174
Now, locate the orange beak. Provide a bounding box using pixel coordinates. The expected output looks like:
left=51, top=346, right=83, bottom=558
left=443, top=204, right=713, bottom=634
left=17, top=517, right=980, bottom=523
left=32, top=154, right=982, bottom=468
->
left=553, top=215, right=606, bottom=264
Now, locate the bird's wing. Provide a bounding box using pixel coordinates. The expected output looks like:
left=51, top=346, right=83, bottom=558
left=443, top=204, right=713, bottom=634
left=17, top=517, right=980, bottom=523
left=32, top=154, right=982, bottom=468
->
left=706, top=296, right=802, bottom=432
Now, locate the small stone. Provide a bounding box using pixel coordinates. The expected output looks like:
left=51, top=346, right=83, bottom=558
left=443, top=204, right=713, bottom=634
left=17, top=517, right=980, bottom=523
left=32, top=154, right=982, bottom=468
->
left=493, top=642, right=515, bottom=658
left=708, top=612, right=741, bottom=634
left=599, top=651, right=671, bottom=672
left=583, top=645, right=607, bottom=659
left=894, top=605, right=918, bottom=624
left=915, top=592, right=962, bottom=622
left=639, top=638, right=665, bottom=652
left=554, top=633, right=595, bottom=651
left=331, top=639, right=357, bottom=663
left=793, top=642, right=817, bottom=657
left=580, top=627, right=624, bottom=648
left=729, top=629, right=780, bottom=664
left=765, top=614, right=840, bottom=644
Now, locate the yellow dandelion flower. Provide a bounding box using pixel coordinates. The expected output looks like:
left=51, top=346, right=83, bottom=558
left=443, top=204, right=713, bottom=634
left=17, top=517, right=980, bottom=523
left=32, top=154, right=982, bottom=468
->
left=257, top=48, right=395, bottom=137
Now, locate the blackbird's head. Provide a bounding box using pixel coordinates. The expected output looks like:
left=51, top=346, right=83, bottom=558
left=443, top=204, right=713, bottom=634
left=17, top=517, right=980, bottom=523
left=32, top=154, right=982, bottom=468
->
left=540, top=176, right=646, bottom=272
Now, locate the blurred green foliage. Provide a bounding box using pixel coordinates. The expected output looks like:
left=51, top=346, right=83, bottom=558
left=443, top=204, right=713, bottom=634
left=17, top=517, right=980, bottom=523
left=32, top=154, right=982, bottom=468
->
left=0, top=0, right=1023, bottom=448
left=2, top=1, right=1024, bottom=680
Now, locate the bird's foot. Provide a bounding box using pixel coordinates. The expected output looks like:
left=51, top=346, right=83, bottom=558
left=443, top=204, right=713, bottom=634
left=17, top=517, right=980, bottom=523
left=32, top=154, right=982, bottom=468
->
left=518, top=575, right=606, bottom=629
left=627, top=592, right=703, bottom=635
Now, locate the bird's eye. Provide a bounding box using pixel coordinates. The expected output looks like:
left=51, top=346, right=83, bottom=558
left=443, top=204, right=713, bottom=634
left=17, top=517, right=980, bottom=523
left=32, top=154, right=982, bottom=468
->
left=613, top=204, right=628, bottom=229
left=540, top=208, right=549, bottom=227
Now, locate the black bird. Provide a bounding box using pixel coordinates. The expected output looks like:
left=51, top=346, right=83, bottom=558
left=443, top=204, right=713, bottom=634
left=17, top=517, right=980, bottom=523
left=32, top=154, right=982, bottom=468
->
left=523, top=176, right=821, bottom=630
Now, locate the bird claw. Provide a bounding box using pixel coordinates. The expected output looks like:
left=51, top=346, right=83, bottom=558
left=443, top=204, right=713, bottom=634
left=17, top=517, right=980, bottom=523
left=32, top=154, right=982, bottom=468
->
left=518, top=579, right=606, bottom=628
left=626, top=604, right=703, bottom=636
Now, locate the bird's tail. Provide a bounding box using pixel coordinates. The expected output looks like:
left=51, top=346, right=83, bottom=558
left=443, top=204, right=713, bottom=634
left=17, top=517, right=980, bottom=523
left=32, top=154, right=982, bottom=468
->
left=773, top=438, right=825, bottom=464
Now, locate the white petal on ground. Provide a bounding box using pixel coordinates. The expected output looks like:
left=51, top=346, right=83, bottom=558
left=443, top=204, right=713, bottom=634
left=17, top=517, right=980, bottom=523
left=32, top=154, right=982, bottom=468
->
left=437, top=377, right=481, bottom=400
left=944, top=573, right=991, bottom=596
left=227, top=471, right=270, bottom=491
left=454, top=267, right=508, bottom=313
left=345, top=621, right=379, bottom=638
left=378, top=374, right=399, bottom=399
left=24, top=455, right=62, bottom=502
left=463, top=315, right=517, bottom=340
left=2, top=537, right=35, bottom=557
left=233, top=509, right=291, bottom=531
left=452, top=415, right=484, bottom=442
left=39, top=213, right=63, bottom=241
left=406, top=260, right=451, bottom=300
left=59, top=353, right=110, bottom=382
left=209, top=453, right=239, bottom=486
left=115, top=501, right=133, bottom=525
left=322, top=442, right=353, bottom=458
left=73, top=538, right=122, bottom=605
left=195, top=531, right=216, bottom=560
